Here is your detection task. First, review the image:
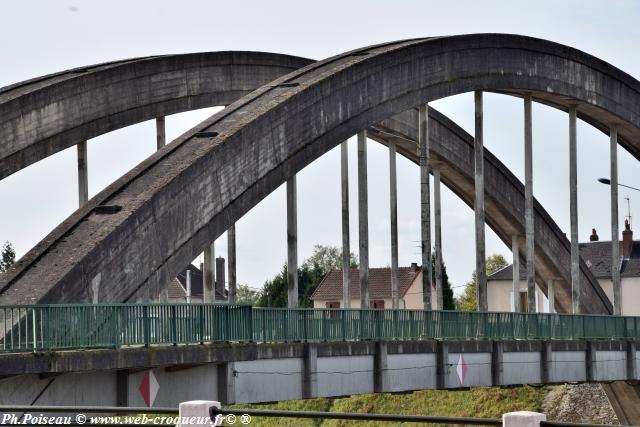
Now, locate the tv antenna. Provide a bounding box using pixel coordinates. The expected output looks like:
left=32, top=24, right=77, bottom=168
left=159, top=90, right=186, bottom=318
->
left=624, top=196, right=632, bottom=229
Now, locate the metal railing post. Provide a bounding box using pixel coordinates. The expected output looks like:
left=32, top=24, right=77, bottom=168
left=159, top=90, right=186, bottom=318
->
left=143, top=305, right=150, bottom=346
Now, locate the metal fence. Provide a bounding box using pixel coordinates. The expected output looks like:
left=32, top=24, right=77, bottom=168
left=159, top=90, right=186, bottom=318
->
left=1, top=304, right=639, bottom=352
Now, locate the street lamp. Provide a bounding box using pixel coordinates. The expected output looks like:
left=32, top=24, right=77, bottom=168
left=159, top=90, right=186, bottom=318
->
left=597, top=178, right=640, bottom=192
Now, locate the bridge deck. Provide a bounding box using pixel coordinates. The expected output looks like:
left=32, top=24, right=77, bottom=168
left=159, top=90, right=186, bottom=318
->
left=1, top=304, right=639, bottom=353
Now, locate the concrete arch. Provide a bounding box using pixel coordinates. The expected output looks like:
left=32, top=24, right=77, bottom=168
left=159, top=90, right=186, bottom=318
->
left=0, top=52, right=313, bottom=179
left=2, top=34, right=636, bottom=313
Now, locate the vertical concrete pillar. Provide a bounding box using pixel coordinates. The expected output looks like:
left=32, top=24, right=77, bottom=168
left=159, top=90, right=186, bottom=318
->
left=203, top=243, right=215, bottom=303
left=287, top=176, right=298, bottom=308
left=586, top=341, right=596, bottom=381
left=77, top=141, right=88, bottom=206
left=419, top=104, right=432, bottom=310
left=434, top=167, right=443, bottom=310
left=569, top=106, right=580, bottom=313
left=491, top=341, right=504, bottom=386
left=156, top=117, right=166, bottom=150
left=341, top=141, right=351, bottom=308
left=524, top=93, right=536, bottom=313
left=227, top=225, right=237, bottom=304
left=302, top=343, right=318, bottom=398
left=186, top=269, right=192, bottom=304
left=116, top=370, right=128, bottom=407
left=547, top=279, right=555, bottom=314
left=357, top=131, right=369, bottom=308
left=389, top=142, right=399, bottom=310
left=540, top=341, right=552, bottom=383
left=374, top=341, right=388, bottom=393
left=216, top=363, right=235, bottom=404
left=512, top=235, right=520, bottom=312
left=436, top=340, right=448, bottom=389
left=610, top=126, right=621, bottom=315
left=474, top=92, right=487, bottom=312
left=215, top=257, right=226, bottom=298
left=627, top=341, right=637, bottom=381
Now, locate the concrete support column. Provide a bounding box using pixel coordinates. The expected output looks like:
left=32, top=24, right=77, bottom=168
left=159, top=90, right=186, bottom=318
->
left=77, top=141, right=88, bottom=206
left=627, top=341, right=637, bottom=381
left=216, top=363, right=235, bottom=405
left=227, top=225, right=237, bottom=304
left=547, top=279, right=555, bottom=314
left=204, top=243, right=215, bottom=303
left=540, top=341, right=552, bottom=383
left=302, top=343, right=318, bottom=398
left=610, top=126, right=621, bottom=315
left=115, top=370, right=128, bottom=407
left=156, top=117, right=166, bottom=150
left=586, top=341, right=596, bottom=381
left=186, top=270, right=192, bottom=304
left=524, top=93, right=536, bottom=313
left=389, top=142, right=399, bottom=309
left=512, top=235, right=520, bottom=312
left=474, top=92, right=487, bottom=312
left=434, top=167, right=443, bottom=310
left=569, top=106, right=580, bottom=313
left=436, top=340, right=448, bottom=389
left=491, top=341, right=504, bottom=386
left=340, top=141, right=351, bottom=308
left=287, top=176, right=298, bottom=308
left=357, top=131, right=369, bottom=308
left=374, top=341, right=388, bottom=393
left=419, top=104, right=432, bottom=310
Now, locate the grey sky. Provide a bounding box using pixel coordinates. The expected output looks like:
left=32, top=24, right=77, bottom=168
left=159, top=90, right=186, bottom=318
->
left=1, top=0, right=639, bottom=294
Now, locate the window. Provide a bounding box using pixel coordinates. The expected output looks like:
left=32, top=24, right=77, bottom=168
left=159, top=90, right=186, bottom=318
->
left=325, top=301, right=340, bottom=309
left=369, top=300, right=385, bottom=309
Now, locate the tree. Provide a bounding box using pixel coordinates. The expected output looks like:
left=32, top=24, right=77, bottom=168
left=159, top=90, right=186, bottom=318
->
left=235, top=284, right=261, bottom=305
left=0, top=242, right=16, bottom=273
left=301, top=244, right=358, bottom=271
left=256, top=245, right=357, bottom=308
left=456, top=253, right=508, bottom=311
left=433, top=254, right=456, bottom=310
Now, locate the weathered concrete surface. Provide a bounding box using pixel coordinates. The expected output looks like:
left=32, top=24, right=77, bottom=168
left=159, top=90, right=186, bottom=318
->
left=1, top=34, right=635, bottom=312
left=0, top=339, right=637, bottom=406
left=0, top=52, right=313, bottom=179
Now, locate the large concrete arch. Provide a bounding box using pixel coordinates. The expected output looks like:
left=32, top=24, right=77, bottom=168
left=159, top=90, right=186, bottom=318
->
left=0, top=52, right=313, bottom=179
left=3, top=34, right=637, bottom=313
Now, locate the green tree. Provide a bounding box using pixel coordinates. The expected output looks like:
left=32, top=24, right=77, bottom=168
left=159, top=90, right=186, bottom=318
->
left=0, top=241, right=16, bottom=273
left=433, top=254, right=455, bottom=310
left=256, top=245, right=357, bottom=308
left=235, top=284, right=261, bottom=305
left=456, top=254, right=508, bottom=311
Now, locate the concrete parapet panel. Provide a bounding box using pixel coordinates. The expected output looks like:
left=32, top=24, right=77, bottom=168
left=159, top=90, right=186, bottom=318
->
left=551, top=351, right=586, bottom=383
left=503, top=351, right=541, bottom=385
left=316, top=355, right=374, bottom=397
left=233, top=358, right=303, bottom=404
left=385, top=353, right=437, bottom=392
left=447, top=352, right=491, bottom=388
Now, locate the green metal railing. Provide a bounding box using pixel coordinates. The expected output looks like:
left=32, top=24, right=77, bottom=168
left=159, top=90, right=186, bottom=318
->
left=1, top=304, right=639, bottom=353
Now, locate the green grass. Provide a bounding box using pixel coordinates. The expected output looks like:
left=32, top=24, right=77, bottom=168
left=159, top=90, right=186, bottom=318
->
left=227, top=386, right=549, bottom=426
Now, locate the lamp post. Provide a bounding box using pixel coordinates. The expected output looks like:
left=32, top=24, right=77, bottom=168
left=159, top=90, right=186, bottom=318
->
left=597, top=178, right=640, bottom=192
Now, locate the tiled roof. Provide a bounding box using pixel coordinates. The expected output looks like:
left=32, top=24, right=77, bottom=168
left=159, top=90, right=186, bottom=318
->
left=172, top=264, right=227, bottom=299
left=311, top=266, right=421, bottom=300
left=487, top=240, right=640, bottom=281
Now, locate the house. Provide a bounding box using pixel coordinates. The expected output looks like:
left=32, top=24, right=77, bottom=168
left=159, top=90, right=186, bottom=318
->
left=488, top=220, right=640, bottom=315
left=311, top=263, right=436, bottom=309
left=159, top=260, right=227, bottom=303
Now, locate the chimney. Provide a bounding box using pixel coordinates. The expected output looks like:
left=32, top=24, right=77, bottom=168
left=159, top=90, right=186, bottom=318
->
left=590, top=228, right=599, bottom=242
left=215, top=257, right=226, bottom=298
left=623, top=219, right=633, bottom=259
left=411, top=262, right=418, bottom=272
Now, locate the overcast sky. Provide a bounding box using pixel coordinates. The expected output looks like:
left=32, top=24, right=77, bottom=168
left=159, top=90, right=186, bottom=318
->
left=1, top=0, right=639, bottom=294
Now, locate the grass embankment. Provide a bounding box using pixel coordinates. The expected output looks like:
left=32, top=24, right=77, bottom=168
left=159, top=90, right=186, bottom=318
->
left=227, top=386, right=549, bottom=426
